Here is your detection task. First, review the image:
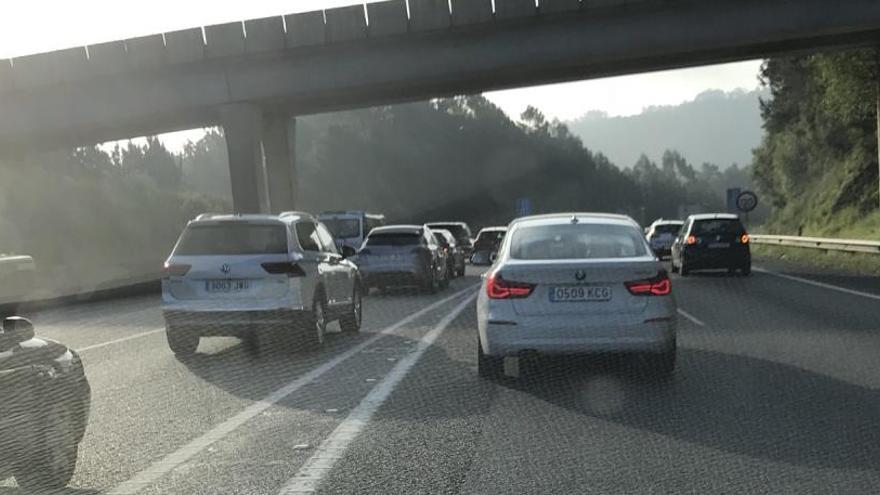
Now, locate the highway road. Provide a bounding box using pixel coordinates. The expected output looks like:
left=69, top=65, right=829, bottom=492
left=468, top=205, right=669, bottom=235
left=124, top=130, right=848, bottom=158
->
left=3, top=262, right=880, bottom=494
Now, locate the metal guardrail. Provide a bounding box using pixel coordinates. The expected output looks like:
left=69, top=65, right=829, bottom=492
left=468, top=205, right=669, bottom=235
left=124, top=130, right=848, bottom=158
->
left=751, top=235, right=880, bottom=254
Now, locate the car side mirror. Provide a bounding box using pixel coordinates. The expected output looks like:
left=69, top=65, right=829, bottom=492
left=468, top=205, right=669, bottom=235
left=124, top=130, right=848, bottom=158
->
left=1, top=316, right=35, bottom=349
left=340, top=245, right=357, bottom=259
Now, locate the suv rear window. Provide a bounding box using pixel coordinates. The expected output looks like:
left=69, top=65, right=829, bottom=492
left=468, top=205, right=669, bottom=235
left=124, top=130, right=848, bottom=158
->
left=692, top=219, right=744, bottom=236
left=367, top=233, right=422, bottom=246
left=653, top=224, right=682, bottom=235
left=510, top=224, right=648, bottom=260
left=174, top=224, right=288, bottom=255
left=428, top=224, right=470, bottom=243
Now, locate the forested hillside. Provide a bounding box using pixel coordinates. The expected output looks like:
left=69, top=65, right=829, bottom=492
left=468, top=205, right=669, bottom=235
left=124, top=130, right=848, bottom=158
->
left=753, top=49, right=879, bottom=236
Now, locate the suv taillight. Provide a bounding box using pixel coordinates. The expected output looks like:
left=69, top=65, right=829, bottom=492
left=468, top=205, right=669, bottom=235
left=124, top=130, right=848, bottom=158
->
left=625, top=271, right=671, bottom=296
left=163, top=262, right=191, bottom=277
left=486, top=272, right=535, bottom=299
left=261, top=262, right=306, bottom=277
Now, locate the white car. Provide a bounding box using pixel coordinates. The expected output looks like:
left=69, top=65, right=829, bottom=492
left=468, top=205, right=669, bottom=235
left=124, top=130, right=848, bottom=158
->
left=162, top=212, right=362, bottom=356
left=476, top=213, right=677, bottom=377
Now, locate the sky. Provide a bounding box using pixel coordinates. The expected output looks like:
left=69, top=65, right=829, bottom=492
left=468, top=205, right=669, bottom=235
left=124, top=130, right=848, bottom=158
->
left=0, top=1, right=762, bottom=149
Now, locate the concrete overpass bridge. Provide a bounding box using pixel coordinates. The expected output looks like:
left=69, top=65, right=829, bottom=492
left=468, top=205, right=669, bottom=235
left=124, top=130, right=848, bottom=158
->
left=1, top=0, right=878, bottom=212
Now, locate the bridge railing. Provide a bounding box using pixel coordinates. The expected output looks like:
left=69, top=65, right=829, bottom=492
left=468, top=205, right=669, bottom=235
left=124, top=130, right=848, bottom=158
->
left=751, top=235, right=880, bottom=254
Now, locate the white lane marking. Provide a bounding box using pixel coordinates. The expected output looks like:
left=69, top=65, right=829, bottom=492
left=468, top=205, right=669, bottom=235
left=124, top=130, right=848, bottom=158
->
left=755, top=267, right=880, bottom=301
left=677, top=308, right=705, bottom=327
left=76, top=328, right=164, bottom=353
left=107, top=285, right=477, bottom=495
left=278, top=291, right=478, bottom=495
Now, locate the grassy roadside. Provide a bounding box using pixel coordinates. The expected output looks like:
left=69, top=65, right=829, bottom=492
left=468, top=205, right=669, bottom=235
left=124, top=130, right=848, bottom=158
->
left=752, top=244, right=880, bottom=277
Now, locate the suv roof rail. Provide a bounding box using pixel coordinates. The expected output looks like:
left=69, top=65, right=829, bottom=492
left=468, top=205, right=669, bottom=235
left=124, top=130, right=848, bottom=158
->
left=194, top=212, right=225, bottom=221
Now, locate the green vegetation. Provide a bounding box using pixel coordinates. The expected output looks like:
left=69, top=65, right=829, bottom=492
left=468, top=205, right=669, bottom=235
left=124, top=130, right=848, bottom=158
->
left=753, top=49, right=880, bottom=238
left=0, top=139, right=226, bottom=297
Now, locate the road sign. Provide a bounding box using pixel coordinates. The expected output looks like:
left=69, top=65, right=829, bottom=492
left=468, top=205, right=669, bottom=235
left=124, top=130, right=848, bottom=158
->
left=736, top=190, right=759, bottom=213
left=726, top=188, right=741, bottom=213
left=515, top=198, right=532, bottom=217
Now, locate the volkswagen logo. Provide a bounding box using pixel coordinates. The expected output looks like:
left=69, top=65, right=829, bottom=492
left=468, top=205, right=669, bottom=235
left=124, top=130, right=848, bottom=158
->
left=220, top=264, right=231, bottom=274
left=575, top=270, right=586, bottom=281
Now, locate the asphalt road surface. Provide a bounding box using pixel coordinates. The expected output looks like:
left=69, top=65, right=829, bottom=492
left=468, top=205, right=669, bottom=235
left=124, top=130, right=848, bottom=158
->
left=3, top=261, right=880, bottom=494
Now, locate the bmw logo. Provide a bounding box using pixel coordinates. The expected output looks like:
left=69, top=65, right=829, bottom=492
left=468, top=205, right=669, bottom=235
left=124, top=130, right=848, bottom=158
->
left=220, top=264, right=231, bottom=274
left=575, top=270, right=586, bottom=281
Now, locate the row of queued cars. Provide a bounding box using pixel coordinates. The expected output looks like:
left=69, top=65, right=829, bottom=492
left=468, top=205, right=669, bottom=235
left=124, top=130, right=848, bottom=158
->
left=159, top=211, right=509, bottom=358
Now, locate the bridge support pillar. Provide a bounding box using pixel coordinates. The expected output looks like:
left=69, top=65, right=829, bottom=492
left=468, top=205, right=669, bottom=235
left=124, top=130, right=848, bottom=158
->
left=220, top=104, right=264, bottom=214
left=262, top=114, right=297, bottom=213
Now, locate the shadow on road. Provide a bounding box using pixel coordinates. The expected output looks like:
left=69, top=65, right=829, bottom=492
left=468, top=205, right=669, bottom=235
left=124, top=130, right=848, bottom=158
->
left=0, top=487, right=99, bottom=495
left=500, top=348, right=880, bottom=470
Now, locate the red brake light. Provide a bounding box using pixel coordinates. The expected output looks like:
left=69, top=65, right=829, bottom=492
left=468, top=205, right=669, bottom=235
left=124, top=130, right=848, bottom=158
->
left=625, top=271, right=671, bottom=296
left=163, top=262, right=190, bottom=276
left=740, top=234, right=750, bottom=244
left=261, top=262, right=306, bottom=277
left=486, top=272, right=535, bottom=299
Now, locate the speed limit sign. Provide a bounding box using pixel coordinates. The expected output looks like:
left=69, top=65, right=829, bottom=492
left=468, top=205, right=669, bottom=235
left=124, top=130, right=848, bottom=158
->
left=736, top=191, right=758, bottom=213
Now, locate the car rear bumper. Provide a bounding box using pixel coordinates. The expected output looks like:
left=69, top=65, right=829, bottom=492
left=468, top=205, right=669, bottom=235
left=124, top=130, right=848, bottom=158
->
left=361, top=268, right=428, bottom=288
left=480, top=319, right=676, bottom=356
left=163, top=309, right=304, bottom=335
left=684, top=248, right=750, bottom=269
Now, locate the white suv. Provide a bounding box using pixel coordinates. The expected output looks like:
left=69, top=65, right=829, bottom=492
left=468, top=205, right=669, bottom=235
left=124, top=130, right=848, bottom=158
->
left=161, top=212, right=362, bottom=356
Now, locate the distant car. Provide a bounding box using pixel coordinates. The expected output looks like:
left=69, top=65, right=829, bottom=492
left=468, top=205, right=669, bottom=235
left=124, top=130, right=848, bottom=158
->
left=425, top=222, right=474, bottom=257
left=670, top=213, right=751, bottom=276
left=432, top=229, right=466, bottom=278
left=477, top=213, right=677, bottom=378
left=161, top=212, right=363, bottom=356
left=318, top=210, right=385, bottom=253
left=645, top=219, right=684, bottom=258
left=0, top=316, right=91, bottom=491
left=356, top=225, right=447, bottom=293
left=470, top=227, right=507, bottom=266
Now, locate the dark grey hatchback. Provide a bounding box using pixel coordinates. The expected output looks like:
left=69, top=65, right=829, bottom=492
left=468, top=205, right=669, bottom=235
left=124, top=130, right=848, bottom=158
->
left=671, top=214, right=751, bottom=276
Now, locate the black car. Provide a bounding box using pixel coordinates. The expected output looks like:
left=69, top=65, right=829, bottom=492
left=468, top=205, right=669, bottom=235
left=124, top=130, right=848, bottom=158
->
left=425, top=222, right=474, bottom=257
left=431, top=229, right=466, bottom=278
left=470, top=227, right=507, bottom=266
left=356, top=225, right=448, bottom=293
left=671, top=214, right=751, bottom=276
left=0, top=316, right=91, bottom=490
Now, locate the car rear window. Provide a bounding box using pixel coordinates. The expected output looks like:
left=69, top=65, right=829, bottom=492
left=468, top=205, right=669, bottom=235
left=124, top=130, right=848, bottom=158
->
left=692, top=219, right=745, bottom=236
left=654, top=224, right=682, bottom=235
left=475, top=231, right=506, bottom=248
left=174, top=223, right=288, bottom=255
left=429, top=224, right=469, bottom=242
left=510, top=223, right=648, bottom=260
left=321, top=218, right=360, bottom=239
left=367, top=233, right=422, bottom=246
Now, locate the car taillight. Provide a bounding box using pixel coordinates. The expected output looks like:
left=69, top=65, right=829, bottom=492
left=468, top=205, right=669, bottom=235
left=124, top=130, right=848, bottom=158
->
left=486, top=272, right=535, bottom=299
left=686, top=235, right=697, bottom=245
left=740, top=234, right=750, bottom=244
left=625, top=271, right=671, bottom=296
left=261, top=262, right=306, bottom=277
left=163, top=262, right=190, bottom=276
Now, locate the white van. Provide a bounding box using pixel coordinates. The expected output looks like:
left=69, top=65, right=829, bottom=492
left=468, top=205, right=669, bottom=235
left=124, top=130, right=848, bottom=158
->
left=318, top=211, right=386, bottom=251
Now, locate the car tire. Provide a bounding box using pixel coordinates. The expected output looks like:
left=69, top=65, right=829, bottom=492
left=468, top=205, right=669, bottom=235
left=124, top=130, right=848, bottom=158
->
left=339, top=285, right=362, bottom=333
left=457, top=266, right=466, bottom=277
left=14, top=403, right=79, bottom=491
left=741, top=263, right=752, bottom=276
left=477, top=338, right=503, bottom=379
left=423, top=270, right=438, bottom=294
left=300, top=296, right=327, bottom=351
left=166, top=325, right=198, bottom=357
